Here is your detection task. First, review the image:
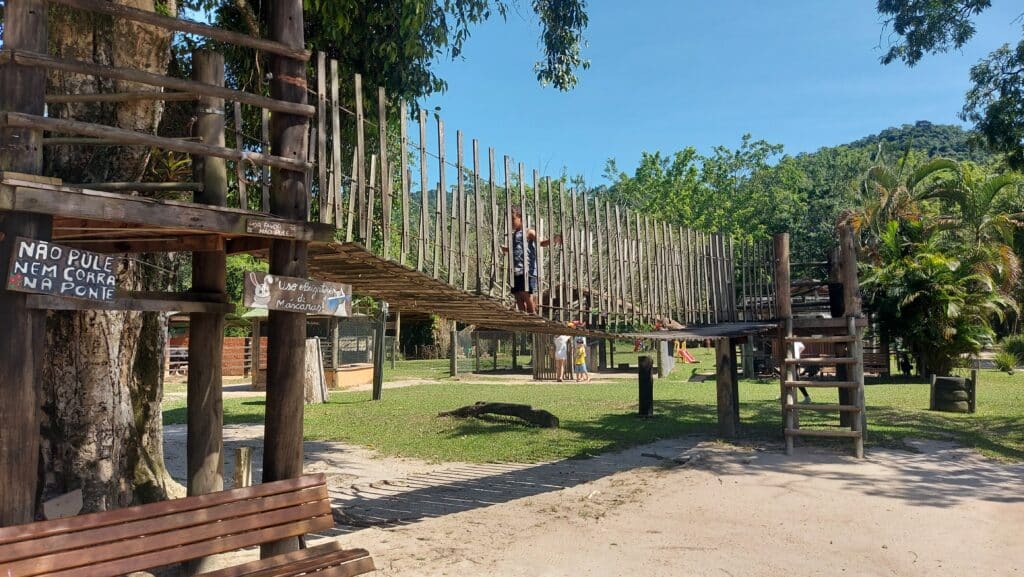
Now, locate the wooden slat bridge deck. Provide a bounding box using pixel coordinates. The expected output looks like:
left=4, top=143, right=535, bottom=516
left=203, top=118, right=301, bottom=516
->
left=308, top=242, right=613, bottom=337
left=621, top=322, right=780, bottom=342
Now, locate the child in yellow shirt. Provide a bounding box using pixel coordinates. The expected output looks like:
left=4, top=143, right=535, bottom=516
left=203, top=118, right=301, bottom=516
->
left=574, top=339, right=590, bottom=382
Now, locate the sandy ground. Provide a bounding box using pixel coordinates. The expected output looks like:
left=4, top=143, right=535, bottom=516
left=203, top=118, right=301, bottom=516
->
left=163, top=421, right=1024, bottom=577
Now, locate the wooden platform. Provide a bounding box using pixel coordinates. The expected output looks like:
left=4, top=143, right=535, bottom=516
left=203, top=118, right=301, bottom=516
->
left=0, top=172, right=334, bottom=253
left=622, top=321, right=779, bottom=341
left=307, top=242, right=611, bottom=337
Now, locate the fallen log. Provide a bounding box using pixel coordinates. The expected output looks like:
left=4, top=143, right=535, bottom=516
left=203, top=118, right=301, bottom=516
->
left=439, top=402, right=559, bottom=428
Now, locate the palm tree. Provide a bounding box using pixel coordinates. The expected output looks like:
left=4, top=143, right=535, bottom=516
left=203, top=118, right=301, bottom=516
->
left=862, top=220, right=1013, bottom=376
left=918, top=164, right=1023, bottom=293
left=846, top=156, right=958, bottom=264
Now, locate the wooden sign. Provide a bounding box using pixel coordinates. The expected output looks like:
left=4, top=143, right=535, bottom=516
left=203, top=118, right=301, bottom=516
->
left=246, top=218, right=300, bottom=238
left=243, top=271, right=351, bottom=317
left=6, top=237, right=118, bottom=301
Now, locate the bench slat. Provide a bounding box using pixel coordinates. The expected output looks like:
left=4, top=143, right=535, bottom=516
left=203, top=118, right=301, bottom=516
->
left=0, top=474, right=327, bottom=546
left=312, top=557, right=379, bottom=577
left=0, top=485, right=328, bottom=564
left=33, top=516, right=335, bottom=577
left=200, top=543, right=375, bottom=577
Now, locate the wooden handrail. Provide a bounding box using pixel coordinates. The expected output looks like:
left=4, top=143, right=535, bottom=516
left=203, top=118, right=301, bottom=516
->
left=0, top=112, right=311, bottom=172
left=48, top=0, right=312, bottom=61
left=1, top=50, right=315, bottom=117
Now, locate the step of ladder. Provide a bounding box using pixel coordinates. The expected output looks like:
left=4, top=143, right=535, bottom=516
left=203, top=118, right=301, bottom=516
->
left=785, top=335, right=855, bottom=344
left=784, top=357, right=857, bottom=365
left=784, top=428, right=862, bottom=439
left=784, top=403, right=862, bottom=412
left=784, top=380, right=859, bottom=388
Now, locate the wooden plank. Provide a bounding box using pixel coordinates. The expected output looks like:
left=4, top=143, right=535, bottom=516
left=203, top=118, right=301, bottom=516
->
left=783, top=357, right=858, bottom=365
left=436, top=118, right=446, bottom=280
left=330, top=60, right=343, bottom=227
left=489, top=148, right=499, bottom=296
left=234, top=102, right=248, bottom=210
left=557, top=184, right=568, bottom=321
left=199, top=544, right=373, bottom=577
left=400, top=101, right=410, bottom=266
left=378, top=86, right=390, bottom=259
left=594, top=200, right=603, bottom=322
left=783, top=380, right=859, bottom=388
left=3, top=50, right=314, bottom=117
left=45, top=91, right=199, bottom=104
left=316, top=53, right=328, bottom=221
left=354, top=73, right=366, bottom=243
left=0, top=475, right=327, bottom=545
left=473, top=140, right=482, bottom=293
left=417, top=110, right=428, bottom=271
left=785, top=403, right=862, bottom=412
left=784, top=428, right=862, bottom=439
left=261, top=109, right=270, bottom=211
left=48, top=0, right=312, bottom=60
left=262, top=0, right=311, bottom=558
left=3, top=184, right=332, bottom=241
left=457, top=131, right=467, bottom=289
left=613, top=205, right=624, bottom=325
left=366, top=153, right=377, bottom=249
left=545, top=179, right=555, bottom=319
left=58, top=235, right=224, bottom=254
left=503, top=155, right=513, bottom=299
left=345, top=147, right=357, bottom=243
left=533, top=169, right=543, bottom=314
left=66, top=181, right=202, bottom=193
left=786, top=335, right=855, bottom=343
left=0, top=112, right=308, bottom=172
left=568, top=188, right=579, bottom=321
left=582, top=190, right=592, bottom=322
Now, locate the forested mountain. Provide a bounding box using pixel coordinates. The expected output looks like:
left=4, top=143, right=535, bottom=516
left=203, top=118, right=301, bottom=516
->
left=844, top=121, right=993, bottom=164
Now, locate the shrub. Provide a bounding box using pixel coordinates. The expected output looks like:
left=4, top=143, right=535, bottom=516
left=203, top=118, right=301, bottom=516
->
left=1001, top=335, right=1024, bottom=359
left=993, top=351, right=1021, bottom=375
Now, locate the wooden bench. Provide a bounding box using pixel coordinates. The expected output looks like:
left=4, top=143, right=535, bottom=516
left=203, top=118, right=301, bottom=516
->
left=0, top=473, right=375, bottom=577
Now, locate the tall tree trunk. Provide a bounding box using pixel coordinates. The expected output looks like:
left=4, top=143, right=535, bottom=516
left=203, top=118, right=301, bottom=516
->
left=38, top=0, right=184, bottom=514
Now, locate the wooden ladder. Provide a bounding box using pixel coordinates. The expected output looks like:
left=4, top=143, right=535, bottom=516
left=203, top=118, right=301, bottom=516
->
left=781, top=317, right=866, bottom=458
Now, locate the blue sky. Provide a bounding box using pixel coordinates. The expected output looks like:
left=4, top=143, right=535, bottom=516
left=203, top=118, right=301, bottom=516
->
left=419, top=1, right=1023, bottom=186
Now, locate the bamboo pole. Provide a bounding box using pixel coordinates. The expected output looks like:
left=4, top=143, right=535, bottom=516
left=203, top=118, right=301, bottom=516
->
left=329, top=60, right=342, bottom=227
left=418, top=110, right=428, bottom=271
left=399, top=100, right=410, bottom=265
left=378, top=86, right=390, bottom=259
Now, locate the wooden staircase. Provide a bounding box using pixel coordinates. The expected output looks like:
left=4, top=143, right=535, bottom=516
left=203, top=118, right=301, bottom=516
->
left=780, top=317, right=866, bottom=457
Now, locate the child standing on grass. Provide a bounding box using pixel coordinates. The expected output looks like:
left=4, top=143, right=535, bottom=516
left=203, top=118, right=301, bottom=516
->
left=574, top=339, right=591, bottom=382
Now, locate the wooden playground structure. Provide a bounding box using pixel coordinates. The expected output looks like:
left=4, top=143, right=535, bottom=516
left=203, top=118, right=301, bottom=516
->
left=0, top=0, right=866, bottom=573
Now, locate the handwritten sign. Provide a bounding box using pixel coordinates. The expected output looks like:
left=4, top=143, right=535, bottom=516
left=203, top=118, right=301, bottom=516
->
left=246, top=219, right=300, bottom=238
left=243, top=271, right=351, bottom=317
left=6, top=237, right=118, bottom=301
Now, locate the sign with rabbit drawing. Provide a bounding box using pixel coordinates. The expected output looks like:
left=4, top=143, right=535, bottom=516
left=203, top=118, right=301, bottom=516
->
left=243, top=271, right=351, bottom=317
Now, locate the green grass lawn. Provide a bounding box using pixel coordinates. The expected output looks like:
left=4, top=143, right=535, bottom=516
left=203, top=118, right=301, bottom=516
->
left=163, top=345, right=1024, bottom=463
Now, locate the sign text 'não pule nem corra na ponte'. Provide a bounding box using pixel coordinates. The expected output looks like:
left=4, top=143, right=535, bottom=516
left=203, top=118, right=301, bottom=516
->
left=6, top=238, right=117, bottom=301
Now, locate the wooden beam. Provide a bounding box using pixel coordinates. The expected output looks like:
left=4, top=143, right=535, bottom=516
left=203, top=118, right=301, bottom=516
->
left=46, top=91, right=199, bottom=104
left=187, top=54, right=228, bottom=567
left=262, top=0, right=309, bottom=558
left=48, top=0, right=312, bottom=60
left=0, top=182, right=333, bottom=241
left=26, top=294, right=234, bottom=313
left=66, top=181, right=203, bottom=193
left=0, top=0, right=50, bottom=528
left=1, top=50, right=315, bottom=116
left=59, top=235, right=225, bottom=254
left=0, top=112, right=309, bottom=172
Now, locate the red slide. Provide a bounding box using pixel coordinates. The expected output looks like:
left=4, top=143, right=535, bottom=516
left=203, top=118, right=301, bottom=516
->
left=680, top=349, right=698, bottom=364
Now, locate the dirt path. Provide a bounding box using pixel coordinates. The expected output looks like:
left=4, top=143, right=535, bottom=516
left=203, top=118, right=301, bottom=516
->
left=163, top=426, right=1023, bottom=576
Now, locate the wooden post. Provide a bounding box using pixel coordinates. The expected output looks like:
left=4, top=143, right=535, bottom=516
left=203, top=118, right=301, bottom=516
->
left=261, top=109, right=271, bottom=211
left=638, top=356, right=654, bottom=417
left=488, top=148, right=499, bottom=296
left=969, top=369, right=978, bottom=413
left=456, top=132, right=466, bottom=288
left=330, top=60, right=342, bottom=226
left=774, top=234, right=794, bottom=455
left=418, top=110, right=428, bottom=271
left=354, top=73, right=367, bottom=243
left=715, top=339, right=738, bottom=438
left=378, top=88, right=391, bottom=259
left=839, top=223, right=860, bottom=428
left=233, top=447, right=253, bottom=489
left=187, top=53, right=227, bottom=541
left=372, top=302, right=387, bottom=400
left=743, top=334, right=755, bottom=378
left=449, top=324, right=458, bottom=377
left=0, top=0, right=50, bottom=528
left=315, top=52, right=327, bottom=220
left=391, top=310, right=400, bottom=370
left=262, top=0, right=308, bottom=558
left=473, top=140, right=483, bottom=293
left=399, top=101, right=410, bottom=265
left=436, top=118, right=446, bottom=280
